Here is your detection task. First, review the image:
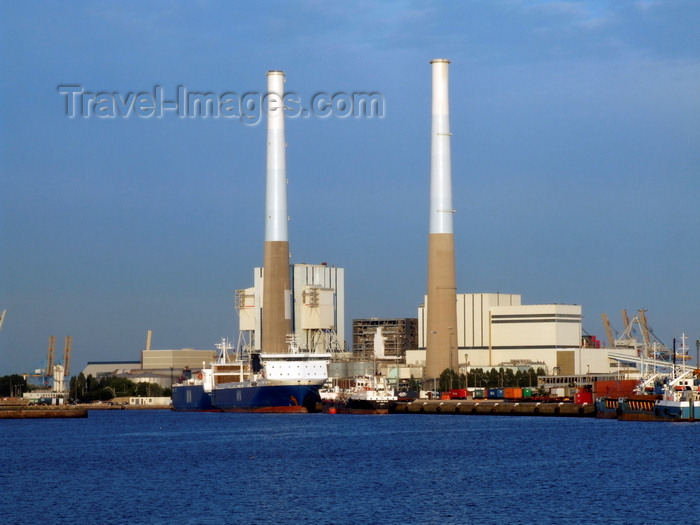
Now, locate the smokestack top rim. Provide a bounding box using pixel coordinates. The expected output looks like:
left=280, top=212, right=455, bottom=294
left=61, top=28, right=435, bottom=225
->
left=430, top=58, right=451, bottom=64
left=266, top=70, right=285, bottom=76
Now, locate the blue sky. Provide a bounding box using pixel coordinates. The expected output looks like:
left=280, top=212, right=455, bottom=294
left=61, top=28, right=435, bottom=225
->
left=1, top=1, right=699, bottom=375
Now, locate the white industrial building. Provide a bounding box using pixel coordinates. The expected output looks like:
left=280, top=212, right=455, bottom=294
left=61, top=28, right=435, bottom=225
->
left=405, top=293, right=636, bottom=377
left=237, top=263, right=345, bottom=354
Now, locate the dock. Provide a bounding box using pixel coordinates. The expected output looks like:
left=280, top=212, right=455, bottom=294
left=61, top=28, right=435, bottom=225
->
left=392, top=400, right=596, bottom=417
left=0, top=406, right=88, bottom=419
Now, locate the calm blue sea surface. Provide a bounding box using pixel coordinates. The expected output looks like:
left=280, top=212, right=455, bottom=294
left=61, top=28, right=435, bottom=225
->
left=1, top=410, right=698, bottom=524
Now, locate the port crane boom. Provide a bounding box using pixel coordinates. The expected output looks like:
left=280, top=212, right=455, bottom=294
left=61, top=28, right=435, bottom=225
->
left=601, top=313, right=614, bottom=348
left=63, top=336, right=72, bottom=377
left=46, top=336, right=55, bottom=379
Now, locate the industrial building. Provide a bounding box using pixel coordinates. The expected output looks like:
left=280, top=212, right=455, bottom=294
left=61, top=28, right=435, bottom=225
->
left=236, top=262, right=345, bottom=354
left=141, top=348, right=217, bottom=371
left=352, top=318, right=418, bottom=359
left=81, top=343, right=218, bottom=388
left=82, top=361, right=141, bottom=379
left=404, top=292, right=637, bottom=378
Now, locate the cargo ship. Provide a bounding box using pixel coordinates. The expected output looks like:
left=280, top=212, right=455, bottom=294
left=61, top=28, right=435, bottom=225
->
left=594, top=378, right=655, bottom=419
left=595, top=397, right=621, bottom=419
left=173, top=337, right=330, bottom=413
left=323, top=375, right=398, bottom=414
left=171, top=339, right=232, bottom=411
left=211, top=341, right=330, bottom=413
left=171, top=375, right=217, bottom=411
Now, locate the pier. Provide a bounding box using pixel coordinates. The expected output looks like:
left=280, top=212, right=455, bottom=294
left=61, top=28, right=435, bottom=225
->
left=392, top=400, right=595, bottom=417
left=0, top=406, right=88, bottom=419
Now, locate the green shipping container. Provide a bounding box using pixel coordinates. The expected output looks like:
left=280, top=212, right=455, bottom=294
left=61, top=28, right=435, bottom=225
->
left=473, top=389, right=484, bottom=399
left=522, top=388, right=532, bottom=398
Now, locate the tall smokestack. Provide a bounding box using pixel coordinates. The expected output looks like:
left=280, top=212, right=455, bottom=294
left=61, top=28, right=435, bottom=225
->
left=262, top=70, right=292, bottom=353
left=425, top=58, right=458, bottom=380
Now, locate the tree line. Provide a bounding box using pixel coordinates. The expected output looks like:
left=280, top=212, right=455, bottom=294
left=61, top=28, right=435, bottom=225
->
left=0, top=374, right=29, bottom=397
left=436, top=367, right=547, bottom=392
left=69, top=373, right=170, bottom=402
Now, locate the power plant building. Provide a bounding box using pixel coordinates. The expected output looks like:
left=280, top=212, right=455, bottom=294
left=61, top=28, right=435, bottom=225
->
left=411, top=293, right=630, bottom=376
left=352, top=318, right=418, bottom=359
left=237, top=263, right=345, bottom=354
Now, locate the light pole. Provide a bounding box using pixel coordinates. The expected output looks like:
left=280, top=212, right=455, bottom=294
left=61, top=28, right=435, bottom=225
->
left=430, top=330, right=439, bottom=392
left=448, top=327, right=454, bottom=390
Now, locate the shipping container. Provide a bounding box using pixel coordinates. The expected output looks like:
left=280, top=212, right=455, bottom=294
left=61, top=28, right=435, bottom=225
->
left=550, top=387, right=566, bottom=398
left=593, top=380, right=638, bottom=398
left=503, top=387, right=523, bottom=400
left=473, top=389, right=484, bottom=399
left=440, top=392, right=451, bottom=400
left=449, top=389, right=468, bottom=399
left=522, top=388, right=532, bottom=398
left=397, top=390, right=418, bottom=401
left=496, top=388, right=504, bottom=399
left=574, top=392, right=593, bottom=405
left=487, top=388, right=499, bottom=398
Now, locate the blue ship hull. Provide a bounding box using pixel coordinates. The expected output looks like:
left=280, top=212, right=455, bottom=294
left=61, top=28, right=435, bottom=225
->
left=616, top=395, right=699, bottom=421
left=651, top=399, right=699, bottom=420
left=171, top=384, right=219, bottom=412
left=595, top=398, right=620, bottom=419
left=212, top=383, right=322, bottom=413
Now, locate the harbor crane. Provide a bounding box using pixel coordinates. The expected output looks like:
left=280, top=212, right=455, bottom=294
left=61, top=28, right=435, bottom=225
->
left=46, top=336, right=56, bottom=380
left=605, top=308, right=673, bottom=378
left=601, top=313, right=615, bottom=348
left=23, top=335, right=73, bottom=390
left=638, top=309, right=651, bottom=347
left=63, top=336, right=72, bottom=377
left=601, top=311, right=660, bottom=352
left=621, top=309, right=630, bottom=331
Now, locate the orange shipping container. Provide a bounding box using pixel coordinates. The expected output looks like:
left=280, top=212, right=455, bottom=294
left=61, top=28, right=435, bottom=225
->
left=503, top=387, right=523, bottom=399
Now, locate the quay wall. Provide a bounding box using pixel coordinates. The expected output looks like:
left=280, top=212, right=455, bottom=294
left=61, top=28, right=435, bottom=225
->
left=0, top=407, right=88, bottom=419
left=392, top=400, right=595, bottom=417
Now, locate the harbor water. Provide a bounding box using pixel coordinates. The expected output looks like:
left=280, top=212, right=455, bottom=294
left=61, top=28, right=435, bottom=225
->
left=1, top=410, right=698, bottom=524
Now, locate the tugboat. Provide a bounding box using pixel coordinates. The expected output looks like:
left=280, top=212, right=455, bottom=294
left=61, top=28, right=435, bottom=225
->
left=323, top=375, right=398, bottom=414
